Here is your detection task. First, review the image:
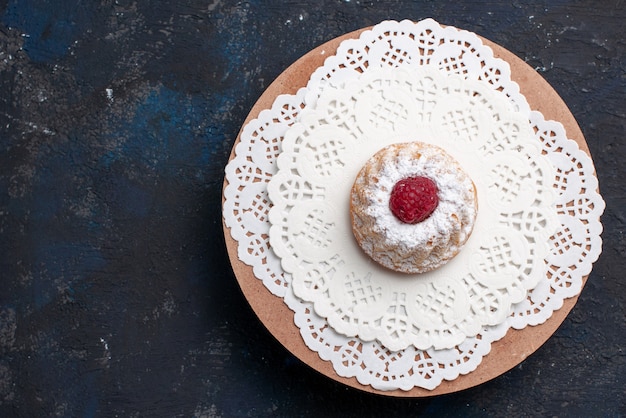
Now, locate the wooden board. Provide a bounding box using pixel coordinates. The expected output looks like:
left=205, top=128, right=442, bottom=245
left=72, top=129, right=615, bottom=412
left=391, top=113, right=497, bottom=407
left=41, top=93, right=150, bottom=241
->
left=222, top=27, right=590, bottom=397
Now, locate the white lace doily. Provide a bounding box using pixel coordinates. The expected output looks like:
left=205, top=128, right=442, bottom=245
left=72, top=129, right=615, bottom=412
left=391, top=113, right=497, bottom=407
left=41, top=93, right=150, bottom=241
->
left=223, top=19, right=605, bottom=391
left=268, top=65, right=557, bottom=351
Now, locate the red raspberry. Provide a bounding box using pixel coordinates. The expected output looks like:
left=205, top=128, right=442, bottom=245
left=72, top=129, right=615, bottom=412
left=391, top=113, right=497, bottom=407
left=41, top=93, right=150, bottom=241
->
left=389, top=176, right=439, bottom=224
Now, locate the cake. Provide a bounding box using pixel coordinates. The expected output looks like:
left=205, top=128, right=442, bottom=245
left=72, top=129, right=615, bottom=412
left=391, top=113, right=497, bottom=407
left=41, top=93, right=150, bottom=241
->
left=350, top=142, right=478, bottom=274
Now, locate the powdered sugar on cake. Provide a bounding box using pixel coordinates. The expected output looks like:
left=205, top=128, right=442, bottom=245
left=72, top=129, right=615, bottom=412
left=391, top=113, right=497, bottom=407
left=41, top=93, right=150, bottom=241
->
left=371, top=147, right=475, bottom=247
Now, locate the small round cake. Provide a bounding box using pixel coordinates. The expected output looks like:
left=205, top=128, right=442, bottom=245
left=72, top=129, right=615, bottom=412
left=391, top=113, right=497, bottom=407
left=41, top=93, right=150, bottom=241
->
left=350, top=142, right=478, bottom=274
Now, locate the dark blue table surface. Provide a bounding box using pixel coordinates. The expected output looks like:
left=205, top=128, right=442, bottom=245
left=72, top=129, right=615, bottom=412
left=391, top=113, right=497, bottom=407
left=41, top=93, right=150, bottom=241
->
left=1, top=1, right=624, bottom=416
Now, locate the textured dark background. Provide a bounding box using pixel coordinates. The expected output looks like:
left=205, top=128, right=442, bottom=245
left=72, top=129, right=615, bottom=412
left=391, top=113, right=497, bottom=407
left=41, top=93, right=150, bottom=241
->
left=1, top=0, right=624, bottom=417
